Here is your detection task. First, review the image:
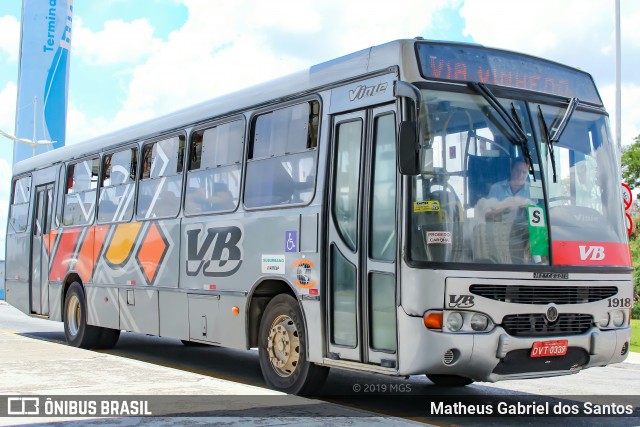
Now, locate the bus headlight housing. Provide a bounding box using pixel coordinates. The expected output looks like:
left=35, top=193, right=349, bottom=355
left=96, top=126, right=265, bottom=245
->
left=446, top=312, right=464, bottom=332
left=599, top=312, right=610, bottom=327
left=428, top=311, right=494, bottom=333
left=611, top=310, right=625, bottom=327
left=470, top=313, right=489, bottom=331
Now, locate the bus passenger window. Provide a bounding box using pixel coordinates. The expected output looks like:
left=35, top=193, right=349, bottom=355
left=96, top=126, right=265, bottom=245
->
left=8, top=176, right=31, bottom=233
left=137, top=136, right=185, bottom=219
left=244, top=100, right=319, bottom=209
left=185, top=119, right=243, bottom=215
left=98, top=148, right=137, bottom=223
left=63, top=158, right=99, bottom=226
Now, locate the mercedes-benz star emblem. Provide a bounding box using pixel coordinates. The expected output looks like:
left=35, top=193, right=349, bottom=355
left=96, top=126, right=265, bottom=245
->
left=546, top=305, right=559, bottom=323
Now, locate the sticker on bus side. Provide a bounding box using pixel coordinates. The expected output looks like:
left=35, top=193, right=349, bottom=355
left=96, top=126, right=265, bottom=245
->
left=261, top=255, right=286, bottom=274
left=426, top=231, right=452, bottom=244
left=292, top=259, right=317, bottom=289
left=414, top=200, right=440, bottom=213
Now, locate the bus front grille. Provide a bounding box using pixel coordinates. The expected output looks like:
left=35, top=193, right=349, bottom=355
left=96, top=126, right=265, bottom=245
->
left=502, top=313, right=593, bottom=337
left=470, top=285, right=617, bottom=305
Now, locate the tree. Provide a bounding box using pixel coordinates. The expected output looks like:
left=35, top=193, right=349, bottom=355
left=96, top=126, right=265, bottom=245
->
left=621, top=137, right=640, bottom=318
left=621, top=135, right=640, bottom=187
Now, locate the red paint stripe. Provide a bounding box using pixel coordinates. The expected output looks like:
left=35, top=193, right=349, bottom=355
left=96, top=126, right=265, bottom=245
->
left=49, top=228, right=82, bottom=281
left=552, top=241, right=631, bottom=267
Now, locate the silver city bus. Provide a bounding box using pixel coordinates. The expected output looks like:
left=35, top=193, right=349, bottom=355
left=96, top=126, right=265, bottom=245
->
left=5, top=39, right=633, bottom=394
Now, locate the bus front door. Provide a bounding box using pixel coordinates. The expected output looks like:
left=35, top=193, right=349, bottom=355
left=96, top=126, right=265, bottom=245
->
left=30, top=184, right=54, bottom=316
left=327, top=105, right=399, bottom=368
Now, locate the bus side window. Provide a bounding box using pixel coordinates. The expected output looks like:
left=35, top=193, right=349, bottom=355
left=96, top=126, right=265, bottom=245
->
left=137, top=136, right=185, bottom=219
left=184, top=119, right=243, bottom=215
left=8, top=175, right=31, bottom=234
left=98, top=148, right=137, bottom=224
left=62, top=158, right=99, bottom=226
left=244, top=100, right=319, bottom=208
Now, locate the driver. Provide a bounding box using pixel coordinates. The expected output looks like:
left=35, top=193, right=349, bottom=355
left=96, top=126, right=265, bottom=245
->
left=474, top=157, right=535, bottom=264
left=481, top=157, right=532, bottom=220
left=488, top=157, right=530, bottom=200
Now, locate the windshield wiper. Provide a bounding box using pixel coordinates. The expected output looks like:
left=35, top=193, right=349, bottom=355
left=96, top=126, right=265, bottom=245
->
left=537, top=105, right=557, bottom=183
left=469, top=83, right=534, bottom=175
left=510, top=102, right=535, bottom=181
left=550, top=97, right=578, bottom=143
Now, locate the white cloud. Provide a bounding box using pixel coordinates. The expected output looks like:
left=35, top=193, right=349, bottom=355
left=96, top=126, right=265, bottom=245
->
left=66, top=102, right=111, bottom=145
left=0, top=15, right=20, bottom=62
left=0, top=159, right=11, bottom=200
left=104, top=0, right=451, bottom=130
left=460, top=0, right=613, bottom=57
left=600, top=83, right=640, bottom=148
left=73, top=17, right=163, bottom=65
left=0, top=82, right=17, bottom=134
left=0, top=159, right=11, bottom=259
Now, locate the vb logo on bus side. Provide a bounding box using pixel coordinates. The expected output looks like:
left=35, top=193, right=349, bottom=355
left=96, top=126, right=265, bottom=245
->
left=448, top=294, right=475, bottom=309
left=185, top=225, right=244, bottom=277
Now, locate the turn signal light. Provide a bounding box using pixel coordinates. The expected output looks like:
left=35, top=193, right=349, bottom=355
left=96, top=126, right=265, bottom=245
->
left=423, top=311, right=443, bottom=329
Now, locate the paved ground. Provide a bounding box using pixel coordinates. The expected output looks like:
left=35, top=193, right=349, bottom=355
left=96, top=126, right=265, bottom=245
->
left=0, top=320, right=423, bottom=426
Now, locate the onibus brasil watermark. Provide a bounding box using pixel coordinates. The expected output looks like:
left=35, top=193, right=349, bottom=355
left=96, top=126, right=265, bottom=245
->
left=6, top=397, right=151, bottom=416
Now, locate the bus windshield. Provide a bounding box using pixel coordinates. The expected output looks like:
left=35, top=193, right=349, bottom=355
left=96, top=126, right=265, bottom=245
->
left=409, top=88, right=629, bottom=267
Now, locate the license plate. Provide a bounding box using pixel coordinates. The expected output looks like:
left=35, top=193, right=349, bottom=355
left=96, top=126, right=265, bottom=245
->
left=530, top=339, right=568, bottom=358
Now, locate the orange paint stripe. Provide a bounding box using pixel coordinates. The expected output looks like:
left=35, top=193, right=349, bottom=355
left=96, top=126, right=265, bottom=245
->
left=105, top=222, right=142, bottom=266
left=137, top=222, right=166, bottom=284
left=76, top=228, right=95, bottom=283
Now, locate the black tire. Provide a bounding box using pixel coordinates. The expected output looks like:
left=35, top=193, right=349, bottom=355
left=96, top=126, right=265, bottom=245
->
left=427, top=374, right=474, bottom=387
left=63, top=282, right=101, bottom=349
left=95, top=328, right=121, bottom=349
left=258, top=294, right=328, bottom=395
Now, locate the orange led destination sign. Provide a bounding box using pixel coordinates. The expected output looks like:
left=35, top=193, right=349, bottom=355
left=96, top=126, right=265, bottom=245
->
left=416, top=43, right=601, bottom=105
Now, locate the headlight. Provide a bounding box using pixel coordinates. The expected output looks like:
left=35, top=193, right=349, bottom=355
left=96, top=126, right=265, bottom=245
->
left=446, top=312, right=463, bottom=332
left=599, top=312, right=610, bottom=327
left=470, top=313, right=489, bottom=331
left=611, top=310, right=625, bottom=327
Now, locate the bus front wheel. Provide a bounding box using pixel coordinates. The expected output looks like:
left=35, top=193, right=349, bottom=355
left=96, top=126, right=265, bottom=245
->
left=258, top=294, right=328, bottom=395
left=63, top=282, right=101, bottom=349
left=427, top=374, right=474, bottom=387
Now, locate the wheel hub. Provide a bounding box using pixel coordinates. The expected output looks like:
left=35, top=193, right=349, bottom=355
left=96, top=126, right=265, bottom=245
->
left=66, top=294, right=81, bottom=337
left=267, top=315, right=300, bottom=377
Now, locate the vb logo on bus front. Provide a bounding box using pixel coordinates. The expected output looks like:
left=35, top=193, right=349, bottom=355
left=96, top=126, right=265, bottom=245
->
left=448, top=294, right=475, bottom=309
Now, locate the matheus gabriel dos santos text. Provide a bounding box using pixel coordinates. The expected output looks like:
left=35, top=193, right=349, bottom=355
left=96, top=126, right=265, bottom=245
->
left=430, top=400, right=635, bottom=416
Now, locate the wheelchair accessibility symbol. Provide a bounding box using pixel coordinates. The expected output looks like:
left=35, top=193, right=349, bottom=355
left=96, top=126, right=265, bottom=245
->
left=285, top=231, right=297, bottom=253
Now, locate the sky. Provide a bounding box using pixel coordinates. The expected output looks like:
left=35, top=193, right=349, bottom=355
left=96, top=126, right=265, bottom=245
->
left=0, top=0, right=639, bottom=257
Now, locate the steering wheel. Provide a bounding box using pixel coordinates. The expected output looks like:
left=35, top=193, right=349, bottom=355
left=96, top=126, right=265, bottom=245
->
left=548, top=195, right=576, bottom=206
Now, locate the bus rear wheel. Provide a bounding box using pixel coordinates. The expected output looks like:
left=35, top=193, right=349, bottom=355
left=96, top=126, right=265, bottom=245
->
left=427, top=374, right=474, bottom=387
left=63, top=282, right=101, bottom=349
left=258, top=294, right=328, bottom=395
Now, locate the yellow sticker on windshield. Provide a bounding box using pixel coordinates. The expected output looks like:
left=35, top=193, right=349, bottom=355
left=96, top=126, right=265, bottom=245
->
left=414, top=200, right=440, bottom=213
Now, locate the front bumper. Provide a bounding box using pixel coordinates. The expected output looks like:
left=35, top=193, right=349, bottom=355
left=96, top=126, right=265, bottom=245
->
left=397, top=312, right=631, bottom=381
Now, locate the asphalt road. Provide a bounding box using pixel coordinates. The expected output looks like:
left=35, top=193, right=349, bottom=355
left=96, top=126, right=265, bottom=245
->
left=1, top=301, right=639, bottom=426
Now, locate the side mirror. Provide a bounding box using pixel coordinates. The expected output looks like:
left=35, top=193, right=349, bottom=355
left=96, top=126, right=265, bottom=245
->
left=398, top=121, right=420, bottom=175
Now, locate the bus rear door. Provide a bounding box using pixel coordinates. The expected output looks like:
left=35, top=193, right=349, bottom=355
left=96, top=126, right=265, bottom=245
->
left=31, top=183, right=54, bottom=316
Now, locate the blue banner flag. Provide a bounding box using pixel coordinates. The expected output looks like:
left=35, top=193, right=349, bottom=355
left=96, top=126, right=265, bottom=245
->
left=13, top=0, right=73, bottom=164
